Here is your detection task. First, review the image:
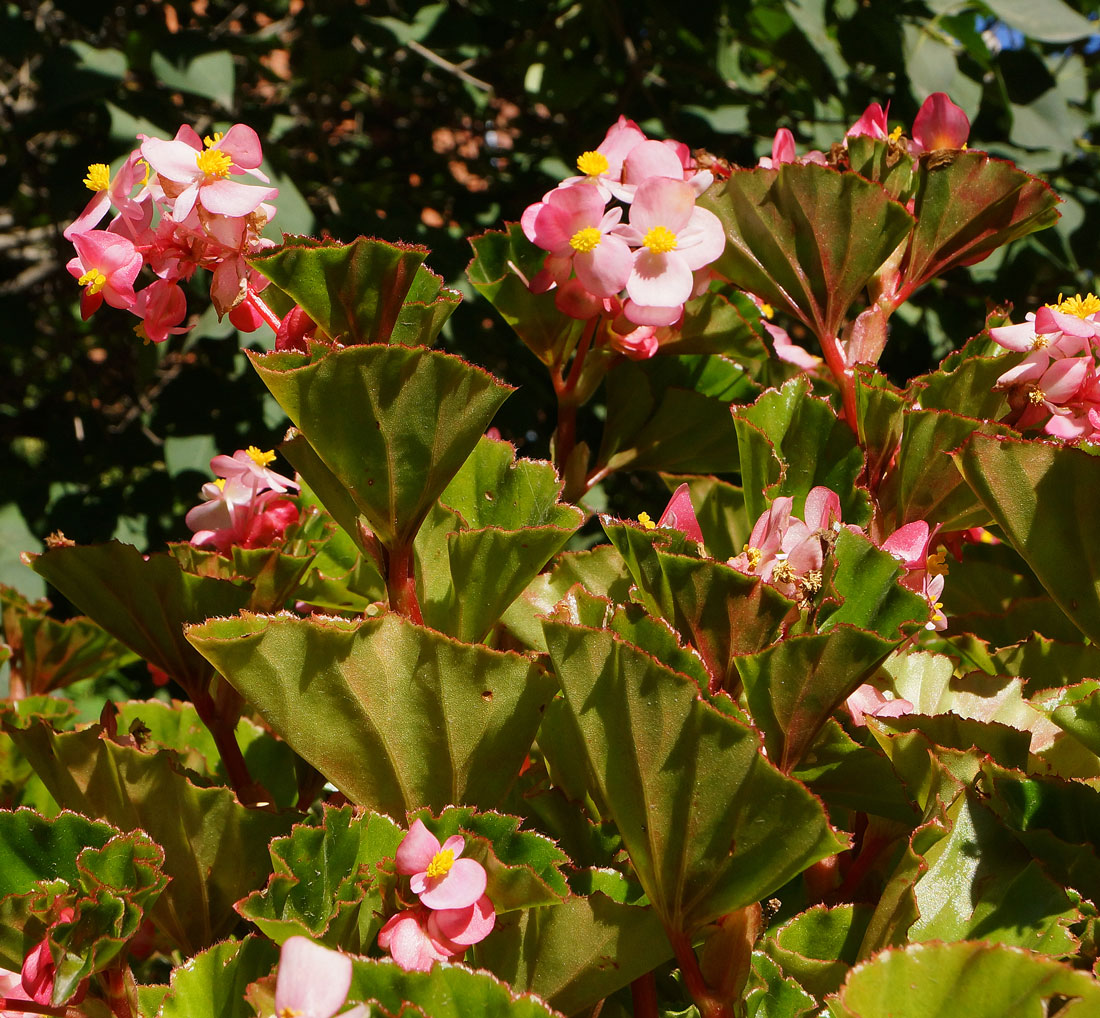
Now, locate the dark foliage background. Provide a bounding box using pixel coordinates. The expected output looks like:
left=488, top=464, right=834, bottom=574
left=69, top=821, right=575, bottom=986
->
left=3, top=0, right=1098, bottom=597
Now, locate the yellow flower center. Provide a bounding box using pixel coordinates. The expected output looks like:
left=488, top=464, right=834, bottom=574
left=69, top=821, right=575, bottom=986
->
left=888, top=125, right=903, bottom=144
left=1027, top=387, right=1046, bottom=406
left=926, top=549, right=949, bottom=577
left=426, top=849, right=455, bottom=879
left=758, top=301, right=774, bottom=320
left=1053, top=292, right=1100, bottom=318
left=570, top=227, right=602, bottom=253
left=742, top=545, right=762, bottom=571
left=77, top=268, right=108, bottom=295
left=246, top=445, right=276, bottom=467
left=576, top=151, right=610, bottom=177
left=637, top=512, right=656, bottom=530
left=195, top=147, right=233, bottom=178
left=214, top=477, right=227, bottom=490
left=203, top=132, right=224, bottom=148
left=1032, top=336, right=1049, bottom=351
left=278, top=1008, right=302, bottom=1018
left=772, top=560, right=795, bottom=584
left=83, top=163, right=111, bottom=192
left=643, top=226, right=678, bottom=254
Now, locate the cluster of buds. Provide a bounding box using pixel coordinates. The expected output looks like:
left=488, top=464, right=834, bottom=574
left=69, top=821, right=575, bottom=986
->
left=520, top=117, right=725, bottom=359
left=991, top=293, right=1100, bottom=440
left=378, top=820, right=496, bottom=972
left=184, top=446, right=299, bottom=555
left=65, top=124, right=278, bottom=343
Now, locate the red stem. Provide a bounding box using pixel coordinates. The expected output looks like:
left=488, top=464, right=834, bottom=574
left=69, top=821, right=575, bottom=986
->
left=630, top=972, right=658, bottom=1018
left=386, top=544, right=424, bottom=624
left=244, top=287, right=283, bottom=334
left=0, top=999, right=67, bottom=1016
left=191, top=689, right=267, bottom=806
left=670, top=933, right=735, bottom=1018
left=818, top=331, right=858, bottom=433
left=552, top=316, right=599, bottom=493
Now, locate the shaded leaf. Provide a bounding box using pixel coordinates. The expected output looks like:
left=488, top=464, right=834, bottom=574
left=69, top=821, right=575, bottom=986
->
left=765, top=904, right=874, bottom=1000
left=157, top=937, right=278, bottom=1018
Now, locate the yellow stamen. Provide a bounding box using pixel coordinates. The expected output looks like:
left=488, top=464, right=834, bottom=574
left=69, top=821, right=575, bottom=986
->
left=576, top=151, right=610, bottom=177
left=772, top=560, right=795, bottom=584
left=637, top=512, right=656, bottom=531
left=83, top=163, right=111, bottom=192
left=77, top=268, right=108, bottom=295
left=1032, top=336, right=1049, bottom=351
left=195, top=147, right=233, bottom=178
left=888, top=125, right=903, bottom=144
left=214, top=477, right=226, bottom=490
left=800, top=570, right=822, bottom=595
left=570, top=227, right=602, bottom=253
left=1053, top=293, right=1100, bottom=319
left=1027, top=388, right=1046, bottom=406
left=926, top=549, right=949, bottom=577
left=643, top=226, right=677, bottom=254
left=743, top=545, right=762, bottom=571
left=246, top=445, right=276, bottom=467
left=203, top=132, right=224, bottom=148
left=137, top=158, right=151, bottom=186
left=425, top=849, right=454, bottom=879
left=278, top=1008, right=302, bottom=1018
left=758, top=301, right=774, bottom=320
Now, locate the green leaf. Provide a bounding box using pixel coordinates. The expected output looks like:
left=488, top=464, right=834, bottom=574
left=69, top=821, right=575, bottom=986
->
left=603, top=519, right=794, bottom=691
left=249, top=235, right=434, bottom=346
left=542, top=617, right=845, bottom=936
left=661, top=290, right=772, bottom=365
left=348, top=959, right=561, bottom=1018
left=899, top=152, right=1060, bottom=294
left=187, top=611, right=556, bottom=817
left=158, top=937, right=278, bottom=1018
left=390, top=264, right=461, bottom=347
left=853, top=367, right=906, bottom=493
left=0, top=809, right=167, bottom=1000
left=732, top=376, right=869, bottom=526
left=951, top=432, right=1100, bottom=644
left=597, top=355, right=756, bottom=477
left=702, top=164, right=914, bottom=344
left=1047, top=681, right=1100, bottom=756
left=149, top=50, right=234, bottom=108
left=473, top=893, right=672, bottom=1016
left=1, top=718, right=295, bottom=954
left=764, top=904, right=874, bottom=1000
left=984, top=0, right=1098, bottom=42
left=736, top=626, right=899, bottom=772
left=415, top=437, right=584, bottom=642
left=827, top=941, right=1100, bottom=1018
left=249, top=344, right=514, bottom=550
left=746, top=949, right=817, bottom=1018
left=845, top=137, right=915, bottom=201
left=238, top=806, right=403, bottom=951
left=467, top=225, right=585, bottom=367
left=27, top=543, right=251, bottom=694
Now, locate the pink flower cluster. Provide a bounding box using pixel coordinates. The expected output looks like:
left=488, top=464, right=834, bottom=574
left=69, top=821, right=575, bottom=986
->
left=991, top=294, right=1100, bottom=440
left=520, top=117, right=725, bottom=357
left=64, top=123, right=278, bottom=343
left=185, top=446, right=299, bottom=554
left=378, top=820, right=496, bottom=972
left=274, top=937, right=368, bottom=1018
left=0, top=907, right=86, bottom=1015
left=725, top=487, right=948, bottom=631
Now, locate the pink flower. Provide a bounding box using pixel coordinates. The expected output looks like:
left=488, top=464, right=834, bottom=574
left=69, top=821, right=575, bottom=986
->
left=141, top=124, right=277, bottom=222
left=880, top=521, right=949, bottom=630
left=427, top=895, right=496, bottom=947
left=378, top=908, right=461, bottom=972
left=558, top=116, right=647, bottom=201
left=274, top=936, right=366, bottom=1018
left=211, top=446, right=298, bottom=494
left=618, top=178, right=725, bottom=319
left=619, top=140, right=714, bottom=199
left=395, top=820, right=487, bottom=910
left=131, top=278, right=189, bottom=344
left=846, top=103, right=890, bottom=141
left=845, top=684, right=913, bottom=727
left=656, top=483, right=704, bottom=544
left=910, top=93, right=970, bottom=154
left=0, top=966, right=33, bottom=1018
left=66, top=230, right=143, bottom=319
left=758, top=128, right=796, bottom=168
left=64, top=151, right=152, bottom=241
left=521, top=185, right=633, bottom=298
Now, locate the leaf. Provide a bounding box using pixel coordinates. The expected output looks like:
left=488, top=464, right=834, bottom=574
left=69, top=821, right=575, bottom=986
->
left=702, top=164, right=914, bottom=344
left=951, top=432, right=1100, bottom=644
left=845, top=137, right=915, bottom=201
left=238, top=806, right=403, bottom=951
left=603, top=519, right=794, bottom=691
left=660, top=474, right=751, bottom=563
left=827, top=941, right=1100, bottom=1018
left=899, top=152, right=1060, bottom=294
left=473, top=893, right=672, bottom=1016
left=157, top=937, right=278, bottom=1018
left=1046, top=681, right=1100, bottom=756
left=1, top=718, right=295, bottom=954
left=736, top=626, right=899, bottom=772
left=149, top=50, right=234, bottom=108
left=248, top=235, right=434, bottom=346
left=389, top=264, right=461, bottom=347
left=542, top=616, right=845, bottom=937
left=764, top=904, right=874, bottom=1000
left=984, top=0, right=1098, bottom=43
left=26, top=542, right=251, bottom=694
left=187, top=611, right=556, bottom=817
left=732, top=376, right=869, bottom=526
left=0, top=808, right=167, bottom=1001
left=660, top=290, right=772, bottom=365
left=467, top=225, right=585, bottom=367
left=853, top=367, right=906, bottom=492
left=746, top=949, right=817, bottom=1018
left=348, top=959, right=562, bottom=1018
left=415, top=437, right=584, bottom=642
left=249, top=344, right=514, bottom=549
left=597, top=354, right=756, bottom=477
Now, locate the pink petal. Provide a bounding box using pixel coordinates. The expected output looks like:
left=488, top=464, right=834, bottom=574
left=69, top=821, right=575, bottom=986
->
left=622, top=140, right=687, bottom=185
left=880, top=522, right=930, bottom=568
left=657, top=483, right=704, bottom=543
left=1035, top=305, right=1100, bottom=340
left=621, top=299, right=682, bottom=327
left=379, top=912, right=455, bottom=972
left=629, top=177, right=696, bottom=235
left=416, top=858, right=486, bottom=910
left=770, top=128, right=796, bottom=165
left=395, top=819, right=441, bottom=876
left=198, top=179, right=278, bottom=217
left=218, top=124, right=264, bottom=168
left=574, top=235, right=633, bottom=297
left=596, top=116, right=647, bottom=176
left=427, top=894, right=496, bottom=946
left=140, top=138, right=202, bottom=183
left=989, top=320, right=1038, bottom=352
left=749, top=497, right=794, bottom=555
left=627, top=249, right=693, bottom=308
left=274, top=937, right=352, bottom=1018
left=675, top=207, right=726, bottom=271
left=846, top=103, right=889, bottom=140
left=911, top=93, right=970, bottom=153
left=1041, top=357, right=1089, bottom=404
left=803, top=487, right=841, bottom=532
